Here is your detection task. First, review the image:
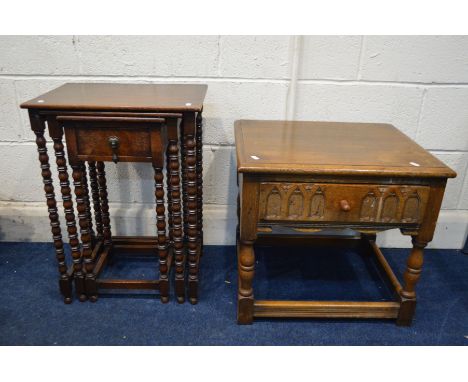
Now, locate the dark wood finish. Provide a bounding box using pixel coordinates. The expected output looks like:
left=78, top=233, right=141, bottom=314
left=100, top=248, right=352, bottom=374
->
left=235, top=120, right=456, bottom=325
left=21, top=83, right=207, bottom=112
left=181, top=118, right=189, bottom=247
left=97, top=280, right=160, bottom=290
left=166, top=127, right=174, bottom=249
left=88, top=161, right=103, bottom=240
left=47, top=116, right=86, bottom=302
left=81, top=163, right=95, bottom=243
left=154, top=165, right=169, bottom=303
left=40, top=111, right=183, bottom=119
left=92, top=244, right=111, bottom=277
left=22, top=83, right=206, bottom=304
left=196, top=111, right=204, bottom=250
left=71, top=163, right=97, bottom=301
left=62, top=117, right=168, bottom=302
left=29, top=111, right=72, bottom=304
left=57, top=116, right=166, bottom=123
left=63, top=118, right=165, bottom=164
left=96, top=162, right=112, bottom=248
left=184, top=112, right=200, bottom=304
left=112, top=236, right=158, bottom=251
left=167, top=120, right=185, bottom=303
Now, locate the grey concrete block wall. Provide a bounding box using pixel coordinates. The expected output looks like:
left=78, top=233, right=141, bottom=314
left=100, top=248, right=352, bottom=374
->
left=0, top=35, right=467, bottom=247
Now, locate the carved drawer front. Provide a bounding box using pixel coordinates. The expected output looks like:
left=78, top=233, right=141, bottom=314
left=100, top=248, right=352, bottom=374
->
left=72, top=126, right=153, bottom=162
left=258, top=183, right=430, bottom=225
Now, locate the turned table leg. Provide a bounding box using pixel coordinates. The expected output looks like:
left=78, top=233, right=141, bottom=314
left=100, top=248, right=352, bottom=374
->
left=166, top=143, right=174, bottom=248
left=168, top=131, right=185, bottom=303
left=196, top=111, right=204, bottom=252
left=88, top=161, right=103, bottom=241
left=30, top=112, right=72, bottom=304
left=73, top=163, right=97, bottom=302
left=396, top=181, right=445, bottom=326
left=181, top=118, right=189, bottom=250
left=237, top=241, right=255, bottom=324
left=96, top=161, right=112, bottom=248
left=48, top=118, right=86, bottom=302
left=154, top=166, right=169, bottom=303
left=184, top=113, right=199, bottom=304
left=81, top=162, right=95, bottom=246
left=397, top=236, right=427, bottom=326
left=237, top=178, right=260, bottom=323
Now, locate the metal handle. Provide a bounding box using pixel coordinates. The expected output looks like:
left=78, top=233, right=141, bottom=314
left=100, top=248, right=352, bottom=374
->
left=108, top=136, right=120, bottom=163
left=340, top=200, right=351, bottom=212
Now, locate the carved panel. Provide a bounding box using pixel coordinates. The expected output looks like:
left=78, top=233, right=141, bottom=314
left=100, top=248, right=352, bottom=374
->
left=287, top=188, right=304, bottom=218
left=360, top=192, right=377, bottom=222
left=265, top=188, right=281, bottom=219
left=310, top=188, right=325, bottom=219
left=402, top=193, right=420, bottom=223
left=381, top=193, right=399, bottom=223
left=258, top=182, right=430, bottom=226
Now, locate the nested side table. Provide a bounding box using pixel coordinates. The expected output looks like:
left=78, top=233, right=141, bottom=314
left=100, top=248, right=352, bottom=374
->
left=235, top=120, right=456, bottom=326
left=21, top=83, right=207, bottom=304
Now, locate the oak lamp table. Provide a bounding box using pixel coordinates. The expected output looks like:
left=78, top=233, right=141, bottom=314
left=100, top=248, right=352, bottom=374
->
left=234, top=120, right=456, bottom=325
left=21, top=83, right=207, bottom=304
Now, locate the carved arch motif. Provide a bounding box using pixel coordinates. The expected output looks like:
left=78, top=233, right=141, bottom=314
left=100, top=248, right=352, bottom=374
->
left=309, top=187, right=325, bottom=219
left=287, top=187, right=304, bottom=218
left=265, top=187, right=281, bottom=219
left=402, top=192, right=421, bottom=223
left=360, top=191, right=377, bottom=222
left=381, top=193, right=399, bottom=223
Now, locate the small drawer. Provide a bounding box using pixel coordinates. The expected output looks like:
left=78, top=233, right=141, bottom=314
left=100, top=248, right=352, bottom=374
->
left=73, top=126, right=152, bottom=162
left=258, top=182, right=430, bottom=225
left=61, top=116, right=165, bottom=164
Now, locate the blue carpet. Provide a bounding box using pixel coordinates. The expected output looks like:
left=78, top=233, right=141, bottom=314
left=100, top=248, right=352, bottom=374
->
left=0, top=242, right=467, bottom=345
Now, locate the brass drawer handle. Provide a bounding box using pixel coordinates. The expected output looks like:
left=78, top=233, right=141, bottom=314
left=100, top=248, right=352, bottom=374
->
left=108, top=136, right=120, bottom=163
left=340, top=200, right=351, bottom=211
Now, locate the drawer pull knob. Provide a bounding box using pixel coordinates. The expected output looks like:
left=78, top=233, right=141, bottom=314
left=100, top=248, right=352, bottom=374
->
left=340, top=200, right=351, bottom=211
left=108, top=136, right=120, bottom=163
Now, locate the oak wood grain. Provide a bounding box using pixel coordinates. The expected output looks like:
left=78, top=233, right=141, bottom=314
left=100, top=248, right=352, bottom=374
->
left=235, top=120, right=456, bottom=178
left=235, top=119, right=456, bottom=326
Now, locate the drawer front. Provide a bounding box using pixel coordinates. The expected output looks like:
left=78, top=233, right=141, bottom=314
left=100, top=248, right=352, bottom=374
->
left=258, top=182, right=430, bottom=225
left=73, top=126, right=152, bottom=162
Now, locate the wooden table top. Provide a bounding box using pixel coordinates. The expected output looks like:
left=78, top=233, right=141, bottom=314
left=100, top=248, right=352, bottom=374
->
left=21, top=83, right=207, bottom=112
left=235, top=120, right=456, bottom=178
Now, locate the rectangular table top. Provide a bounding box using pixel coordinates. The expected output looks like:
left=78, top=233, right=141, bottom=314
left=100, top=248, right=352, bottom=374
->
left=235, top=120, right=456, bottom=178
left=21, top=83, right=207, bottom=112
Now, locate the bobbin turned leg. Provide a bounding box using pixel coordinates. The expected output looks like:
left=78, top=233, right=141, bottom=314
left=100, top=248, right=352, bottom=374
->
left=47, top=117, right=86, bottom=302
left=30, top=112, right=72, bottom=304
left=397, top=236, right=427, bottom=326
left=184, top=113, right=199, bottom=304
left=85, top=161, right=112, bottom=302
left=88, top=161, right=103, bottom=241
left=180, top=118, right=188, bottom=247
left=196, top=111, right=204, bottom=253
left=72, top=163, right=96, bottom=302
left=97, top=161, right=112, bottom=247
left=81, top=162, right=95, bottom=246
left=237, top=241, right=255, bottom=324
left=168, top=128, right=185, bottom=303
left=166, top=141, right=174, bottom=248
left=154, top=166, right=169, bottom=302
